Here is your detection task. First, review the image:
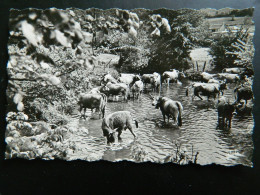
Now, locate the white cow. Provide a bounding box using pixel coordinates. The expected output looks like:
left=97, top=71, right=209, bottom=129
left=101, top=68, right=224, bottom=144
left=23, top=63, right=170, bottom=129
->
left=217, top=73, right=240, bottom=83
left=162, top=69, right=186, bottom=86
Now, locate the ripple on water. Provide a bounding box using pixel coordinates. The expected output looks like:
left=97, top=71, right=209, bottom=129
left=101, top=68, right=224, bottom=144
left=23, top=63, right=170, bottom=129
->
left=66, top=81, right=253, bottom=166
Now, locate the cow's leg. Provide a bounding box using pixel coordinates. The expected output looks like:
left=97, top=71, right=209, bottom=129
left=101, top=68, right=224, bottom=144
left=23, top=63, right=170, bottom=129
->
left=167, top=78, right=170, bottom=87
left=83, top=108, right=87, bottom=119
left=228, top=117, right=232, bottom=128
left=167, top=115, right=170, bottom=123
left=101, top=107, right=105, bottom=118
left=162, top=113, right=166, bottom=122
left=117, top=129, right=123, bottom=141
left=198, top=94, right=203, bottom=100
left=217, top=114, right=221, bottom=128
left=79, top=106, right=83, bottom=118
left=127, top=126, right=136, bottom=138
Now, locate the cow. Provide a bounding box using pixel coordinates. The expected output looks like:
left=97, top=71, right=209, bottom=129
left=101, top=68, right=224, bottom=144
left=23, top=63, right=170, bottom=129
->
left=217, top=73, right=240, bottom=83
left=118, top=73, right=141, bottom=86
left=234, top=86, right=253, bottom=105
left=241, top=67, right=254, bottom=77
left=152, top=72, right=161, bottom=92
left=187, top=82, right=227, bottom=101
left=162, top=69, right=186, bottom=87
left=142, top=74, right=154, bottom=88
left=89, top=86, right=104, bottom=94
left=101, top=73, right=118, bottom=85
left=141, top=72, right=161, bottom=91
left=151, top=96, right=183, bottom=126
left=101, top=111, right=138, bottom=144
left=222, top=67, right=246, bottom=74
left=100, top=82, right=129, bottom=101
left=78, top=93, right=107, bottom=119
left=208, top=78, right=220, bottom=84
left=201, top=72, right=214, bottom=82
left=216, top=97, right=237, bottom=129
left=131, top=80, right=144, bottom=99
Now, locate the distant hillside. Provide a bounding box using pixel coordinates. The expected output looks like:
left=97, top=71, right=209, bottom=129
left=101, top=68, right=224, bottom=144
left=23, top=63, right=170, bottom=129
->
left=200, top=7, right=254, bottom=18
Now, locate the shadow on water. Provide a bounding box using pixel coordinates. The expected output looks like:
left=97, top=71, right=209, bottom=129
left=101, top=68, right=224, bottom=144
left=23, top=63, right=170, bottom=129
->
left=66, top=81, right=254, bottom=166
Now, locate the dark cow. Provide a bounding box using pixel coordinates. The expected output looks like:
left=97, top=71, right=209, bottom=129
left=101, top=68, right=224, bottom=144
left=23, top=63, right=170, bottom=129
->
left=240, top=67, right=254, bottom=77
left=187, top=83, right=227, bottom=101
left=100, top=82, right=129, bottom=101
left=234, top=86, right=253, bottom=104
left=101, top=111, right=138, bottom=143
left=162, top=69, right=186, bottom=86
left=151, top=96, right=183, bottom=126
left=217, top=97, right=237, bottom=129
left=78, top=93, right=107, bottom=119
left=141, top=72, right=161, bottom=91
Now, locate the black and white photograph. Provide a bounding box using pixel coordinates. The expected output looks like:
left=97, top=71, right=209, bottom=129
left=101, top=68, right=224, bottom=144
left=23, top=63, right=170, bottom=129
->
left=5, top=7, right=255, bottom=166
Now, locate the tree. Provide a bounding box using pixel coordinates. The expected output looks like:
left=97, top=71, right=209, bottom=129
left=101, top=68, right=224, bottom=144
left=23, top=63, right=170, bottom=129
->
left=7, top=8, right=95, bottom=115
left=145, top=9, right=205, bottom=74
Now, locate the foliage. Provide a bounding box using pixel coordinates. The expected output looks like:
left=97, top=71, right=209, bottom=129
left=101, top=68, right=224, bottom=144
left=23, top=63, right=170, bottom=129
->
left=209, top=26, right=253, bottom=70
left=164, top=142, right=199, bottom=165
left=5, top=112, right=70, bottom=160
left=226, top=36, right=254, bottom=68
left=144, top=9, right=206, bottom=74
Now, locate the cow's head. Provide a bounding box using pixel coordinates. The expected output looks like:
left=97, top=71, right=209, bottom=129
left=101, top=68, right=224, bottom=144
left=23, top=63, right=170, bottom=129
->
left=102, top=121, right=118, bottom=144
left=100, top=85, right=110, bottom=93
left=102, top=128, right=116, bottom=143
left=179, top=72, right=186, bottom=80
left=134, top=74, right=141, bottom=81
left=219, top=82, right=228, bottom=91
left=152, top=96, right=162, bottom=109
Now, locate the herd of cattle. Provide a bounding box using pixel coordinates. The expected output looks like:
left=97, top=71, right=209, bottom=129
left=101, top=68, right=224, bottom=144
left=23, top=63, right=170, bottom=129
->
left=77, top=67, right=254, bottom=144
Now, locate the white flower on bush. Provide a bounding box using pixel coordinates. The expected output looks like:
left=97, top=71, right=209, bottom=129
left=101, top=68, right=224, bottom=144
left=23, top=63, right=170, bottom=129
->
left=16, top=112, right=29, bottom=120
left=6, top=112, right=17, bottom=121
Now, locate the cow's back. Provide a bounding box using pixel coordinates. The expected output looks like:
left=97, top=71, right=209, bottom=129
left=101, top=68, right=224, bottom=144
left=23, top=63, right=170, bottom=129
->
left=79, top=94, right=102, bottom=108
left=107, top=111, right=132, bottom=128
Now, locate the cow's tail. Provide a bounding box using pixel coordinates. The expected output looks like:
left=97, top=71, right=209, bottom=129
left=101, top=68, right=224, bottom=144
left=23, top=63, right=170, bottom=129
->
left=134, top=120, right=139, bottom=128
left=186, top=87, right=189, bottom=96
left=176, top=102, right=182, bottom=127
left=234, top=88, right=238, bottom=102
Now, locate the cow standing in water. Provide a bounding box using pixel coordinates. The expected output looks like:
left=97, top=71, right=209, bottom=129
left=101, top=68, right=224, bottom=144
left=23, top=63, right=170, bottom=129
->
left=101, top=111, right=138, bottom=144
left=216, top=97, right=237, bottom=129
left=141, top=72, right=161, bottom=92
left=234, top=86, right=253, bottom=105
left=186, top=82, right=227, bottom=101
left=162, top=69, right=186, bottom=87
left=151, top=96, right=183, bottom=126
left=118, top=73, right=141, bottom=87
left=78, top=93, right=107, bottom=119
left=100, top=82, right=129, bottom=102
left=131, top=80, right=144, bottom=99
